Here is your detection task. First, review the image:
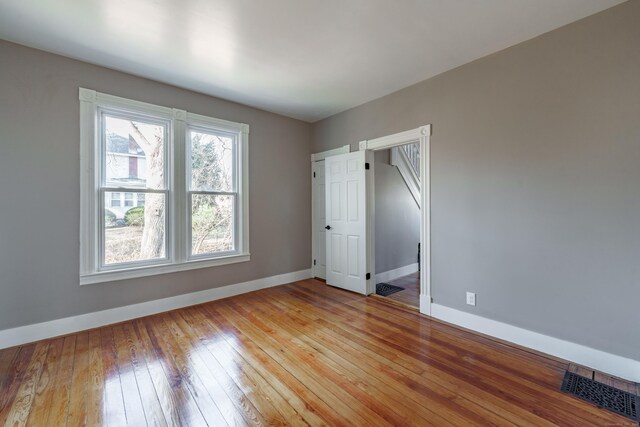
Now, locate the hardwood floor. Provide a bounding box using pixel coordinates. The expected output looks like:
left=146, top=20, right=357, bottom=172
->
left=0, top=279, right=636, bottom=426
left=380, top=271, right=420, bottom=308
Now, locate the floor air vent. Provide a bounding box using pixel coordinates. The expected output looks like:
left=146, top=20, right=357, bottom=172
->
left=561, top=371, right=638, bottom=422
left=376, top=283, right=404, bottom=297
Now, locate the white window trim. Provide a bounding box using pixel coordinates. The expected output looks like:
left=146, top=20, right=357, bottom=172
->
left=79, top=88, right=250, bottom=285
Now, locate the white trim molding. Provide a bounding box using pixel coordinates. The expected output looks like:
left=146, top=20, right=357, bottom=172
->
left=360, top=124, right=432, bottom=315
left=376, top=263, right=419, bottom=284
left=0, top=269, right=311, bottom=350
left=311, top=144, right=350, bottom=162
left=80, top=254, right=251, bottom=285
left=359, top=125, right=431, bottom=151
left=431, top=304, right=640, bottom=383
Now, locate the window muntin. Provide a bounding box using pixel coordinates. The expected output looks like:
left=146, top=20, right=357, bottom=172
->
left=79, top=88, right=249, bottom=284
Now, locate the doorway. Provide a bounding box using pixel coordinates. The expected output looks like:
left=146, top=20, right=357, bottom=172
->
left=311, top=125, right=431, bottom=315
left=359, top=125, right=431, bottom=315
left=372, top=147, right=421, bottom=309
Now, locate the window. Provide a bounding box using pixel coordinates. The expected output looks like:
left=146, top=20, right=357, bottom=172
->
left=124, top=192, right=134, bottom=207
left=80, top=88, right=249, bottom=285
left=110, top=192, right=121, bottom=207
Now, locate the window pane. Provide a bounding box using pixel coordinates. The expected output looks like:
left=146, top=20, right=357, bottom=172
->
left=104, top=192, right=166, bottom=265
left=124, top=192, right=133, bottom=207
left=104, top=115, right=165, bottom=190
left=191, top=194, right=234, bottom=255
left=190, top=130, right=234, bottom=192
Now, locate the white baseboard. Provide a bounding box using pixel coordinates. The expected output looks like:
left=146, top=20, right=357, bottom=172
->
left=431, top=303, right=640, bottom=383
left=0, top=269, right=312, bottom=350
left=376, top=263, right=419, bottom=283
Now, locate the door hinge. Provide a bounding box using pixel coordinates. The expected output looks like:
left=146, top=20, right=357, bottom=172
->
left=365, top=162, right=370, bottom=170
left=366, top=272, right=371, bottom=280
left=314, top=259, right=316, bottom=265
left=313, top=172, right=316, bottom=178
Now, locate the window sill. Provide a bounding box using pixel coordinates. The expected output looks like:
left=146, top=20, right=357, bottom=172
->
left=80, top=253, right=250, bottom=286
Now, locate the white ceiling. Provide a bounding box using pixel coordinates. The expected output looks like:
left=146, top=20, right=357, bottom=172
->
left=0, top=0, right=625, bottom=122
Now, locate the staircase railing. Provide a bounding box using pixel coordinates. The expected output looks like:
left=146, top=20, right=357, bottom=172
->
left=390, top=143, right=420, bottom=207
left=401, top=143, right=420, bottom=179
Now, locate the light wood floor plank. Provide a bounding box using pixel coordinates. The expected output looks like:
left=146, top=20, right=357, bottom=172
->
left=3, top=341, right=50, bottom=427
left=168, top=310, right=291, bottom=427
left=66, top=332, right=91, bottom=427
left=99, top=327, right=128, bottom=427
left=0, top=279, right=636, bottom=426
left=130, top=320, right=192, bottom=426
left=25, top=338, right=64, bottom=426
left=156, top=311, right=256, bottom=426
left=0, top=345, right=36, bottom=425
left=243, top=296, right=455, bottom=426
left=0, top=346, right=20, bottom=392
left=265, top=286, right=551, bottom=426
left=225, top=298, right=434, bottom=426
left=259, top=291, right=534, bottom=426
left=86, top=329, right=106, bottom=426
left=288, top=282, right=618, bottom=426
left=136, top=317, right=213, bottom=426
left=210, top=304, right=380, bottom=426
left=185, top=305, right=337, bottom=426
left=178, top=307, right=313, bottom=427
left=43, top=335, right=76, bottom=427
left=114, top=323, right=168, bottom=427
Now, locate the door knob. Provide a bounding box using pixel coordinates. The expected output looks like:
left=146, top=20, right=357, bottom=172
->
left=325, top=225, right=332, bottom=230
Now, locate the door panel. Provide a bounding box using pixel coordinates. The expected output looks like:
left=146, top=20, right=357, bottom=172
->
left=331, top=234, right=343, bottom=274
left=347, top=235, right=360, bottom=277
left=347, top=180, right=359, bottom=221
left=325, top=151, right=371, bottom=295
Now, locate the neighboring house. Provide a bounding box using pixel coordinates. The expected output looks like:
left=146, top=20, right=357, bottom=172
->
left=105, top=132, right=146, bottom=220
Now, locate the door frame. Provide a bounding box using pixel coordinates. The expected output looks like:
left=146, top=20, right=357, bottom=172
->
left=359, top=125, right=432, bottom=315
left=311, top=145, right=351, bottom=278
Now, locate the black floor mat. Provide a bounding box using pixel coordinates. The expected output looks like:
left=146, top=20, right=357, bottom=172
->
left=561, top=371, right=638, bottom=422
left=376, top=283, right=404, bottom=297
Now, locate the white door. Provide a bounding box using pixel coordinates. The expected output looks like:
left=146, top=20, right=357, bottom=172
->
left=325, top=151, right=372, bottom=295
left=312, top=160, right=327, bottom=279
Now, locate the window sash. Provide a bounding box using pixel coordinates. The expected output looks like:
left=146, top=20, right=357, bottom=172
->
left=98, top=188, right=170, bottom=271
left=99, top=108, right=171, bottom=191
left=187, top=191, right=238, bottom=260
left=98, top=108, right=171, bottom=271
left=186, top=126, right=238, bottom=193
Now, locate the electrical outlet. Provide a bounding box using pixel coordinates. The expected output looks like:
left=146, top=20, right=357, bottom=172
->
left=466, top=292, right=476, bottom=306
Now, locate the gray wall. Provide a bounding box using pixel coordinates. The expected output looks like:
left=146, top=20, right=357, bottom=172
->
left=0, top=40, right=312, bottom=330
left=313, top=1, right=640, bottom=360
left=374, top=150, right=420, bottom=275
